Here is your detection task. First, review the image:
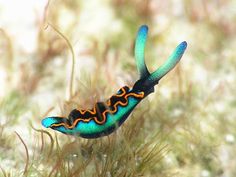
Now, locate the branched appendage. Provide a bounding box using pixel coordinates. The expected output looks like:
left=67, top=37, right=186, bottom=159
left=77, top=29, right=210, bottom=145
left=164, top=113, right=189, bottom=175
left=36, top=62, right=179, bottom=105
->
left=41, top=25, right=187, bottom=139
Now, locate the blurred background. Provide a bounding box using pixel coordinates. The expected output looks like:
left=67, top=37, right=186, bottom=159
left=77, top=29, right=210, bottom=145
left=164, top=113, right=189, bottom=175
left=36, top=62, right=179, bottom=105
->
left=0, top=0, right=236, bottom=176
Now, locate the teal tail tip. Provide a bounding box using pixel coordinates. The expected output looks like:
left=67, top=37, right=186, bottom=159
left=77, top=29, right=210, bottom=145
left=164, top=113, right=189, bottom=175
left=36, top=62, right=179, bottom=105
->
left=42, top=116, right=67, bottom=128
left=41, top=117, right=58, bottom=128
left=41, top=118, right=51, bottom=128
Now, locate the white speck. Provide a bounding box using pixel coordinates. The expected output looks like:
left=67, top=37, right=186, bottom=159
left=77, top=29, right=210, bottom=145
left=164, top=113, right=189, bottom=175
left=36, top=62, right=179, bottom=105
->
left=201, top=170, right=210, bottom=177
left=172, top=108, right=183, bottom=117
left=103, top=154, right=107, bottom=160
left=214, top=101, right=225, bottom=113
left=73, top=154, right=78, bottom=158
left=225, top=134, right=235, bottom=144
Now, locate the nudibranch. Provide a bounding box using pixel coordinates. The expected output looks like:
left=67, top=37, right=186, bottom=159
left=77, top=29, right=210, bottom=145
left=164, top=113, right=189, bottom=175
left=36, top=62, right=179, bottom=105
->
left=41, top=25, right=187, bottom=138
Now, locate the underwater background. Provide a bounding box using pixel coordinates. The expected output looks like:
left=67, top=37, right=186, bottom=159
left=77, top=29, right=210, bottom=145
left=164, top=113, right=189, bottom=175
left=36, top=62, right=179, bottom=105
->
left=0, top=0, right=236, bottom=176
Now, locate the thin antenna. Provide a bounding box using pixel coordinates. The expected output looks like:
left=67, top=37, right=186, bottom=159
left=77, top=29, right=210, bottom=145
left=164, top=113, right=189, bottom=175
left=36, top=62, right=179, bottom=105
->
left=47, top=22, right=75, bottom=99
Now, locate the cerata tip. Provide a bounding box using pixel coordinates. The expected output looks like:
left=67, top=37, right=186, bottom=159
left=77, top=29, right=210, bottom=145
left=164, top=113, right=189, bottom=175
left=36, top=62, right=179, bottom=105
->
left=181, top=41, right=187, bottom=49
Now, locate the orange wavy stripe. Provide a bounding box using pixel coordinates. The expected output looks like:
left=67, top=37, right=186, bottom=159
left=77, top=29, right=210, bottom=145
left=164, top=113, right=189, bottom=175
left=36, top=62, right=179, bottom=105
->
left=52, top=89, right=144, bottom=129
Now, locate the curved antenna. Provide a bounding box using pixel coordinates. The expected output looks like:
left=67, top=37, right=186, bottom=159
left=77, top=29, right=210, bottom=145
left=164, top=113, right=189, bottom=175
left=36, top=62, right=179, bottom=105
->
left=47, top=23, right=75, bottom=99
left=135, top=25, right=150, bottom=79
left=146, top=41, right=187, bottom=84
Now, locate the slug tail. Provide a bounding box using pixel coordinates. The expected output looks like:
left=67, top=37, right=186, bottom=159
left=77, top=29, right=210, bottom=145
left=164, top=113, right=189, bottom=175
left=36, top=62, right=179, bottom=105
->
left=41, top=116, right=69, bottom=128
